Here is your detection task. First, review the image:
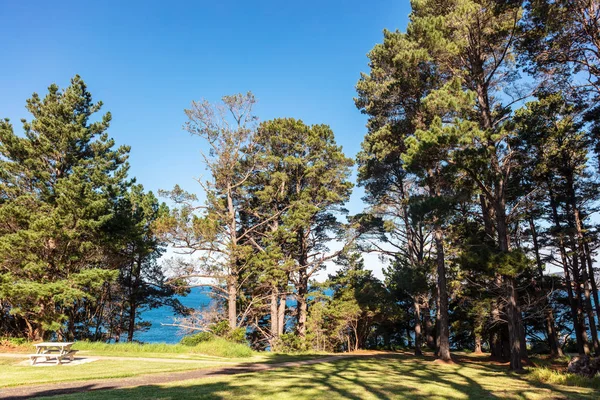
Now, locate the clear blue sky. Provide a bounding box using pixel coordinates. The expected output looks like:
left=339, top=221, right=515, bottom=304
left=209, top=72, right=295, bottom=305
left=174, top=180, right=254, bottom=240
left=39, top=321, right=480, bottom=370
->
left=1, top=0, right=411, bottom=277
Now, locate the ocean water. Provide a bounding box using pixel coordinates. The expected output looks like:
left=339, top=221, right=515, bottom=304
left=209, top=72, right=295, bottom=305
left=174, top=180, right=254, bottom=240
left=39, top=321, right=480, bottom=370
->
left=134, top=288, right=212, bottom=344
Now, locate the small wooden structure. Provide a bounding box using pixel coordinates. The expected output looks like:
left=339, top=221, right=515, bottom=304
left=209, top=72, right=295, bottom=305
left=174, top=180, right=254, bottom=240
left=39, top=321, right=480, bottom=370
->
left=29, top=342, right=78, bottom=365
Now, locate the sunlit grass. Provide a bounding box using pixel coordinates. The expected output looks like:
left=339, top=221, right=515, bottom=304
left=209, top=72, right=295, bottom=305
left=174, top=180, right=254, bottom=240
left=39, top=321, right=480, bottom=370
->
left=528, top=367, right=600, bottom=390
left=73, top=338, right=254, bottom=358
left=47, top=353, right=597, bottom=400
left=0, top=357, right=224, bottom=388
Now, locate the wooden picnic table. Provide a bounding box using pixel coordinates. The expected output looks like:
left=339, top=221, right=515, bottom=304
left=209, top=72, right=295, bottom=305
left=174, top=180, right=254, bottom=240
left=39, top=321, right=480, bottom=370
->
left=30, top=342, right=77, bottom=365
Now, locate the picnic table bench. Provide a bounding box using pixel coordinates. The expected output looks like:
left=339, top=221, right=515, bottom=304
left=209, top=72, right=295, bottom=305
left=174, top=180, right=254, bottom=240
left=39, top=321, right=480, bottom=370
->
left=29, top=342, right=78, bottom=365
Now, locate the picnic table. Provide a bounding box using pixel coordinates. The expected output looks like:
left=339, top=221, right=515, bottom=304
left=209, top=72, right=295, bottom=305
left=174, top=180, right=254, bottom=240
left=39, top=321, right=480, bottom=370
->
left=29, top=342, right=77, bottom=365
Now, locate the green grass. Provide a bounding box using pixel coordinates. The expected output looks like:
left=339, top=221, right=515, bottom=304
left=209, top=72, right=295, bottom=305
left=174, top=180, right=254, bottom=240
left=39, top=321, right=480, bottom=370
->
left=45, top=353, right=598, bottom=400
left=0, top=356, right=225, bottom=388
left=72, top=338, right=254, bottom=358
left=528, top=367, right=600, bottom=390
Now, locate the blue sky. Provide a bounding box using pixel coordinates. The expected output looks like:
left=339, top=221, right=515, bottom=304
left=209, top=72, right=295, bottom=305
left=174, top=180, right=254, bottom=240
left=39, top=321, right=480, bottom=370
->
left=1, top=0, right=411, bottom=278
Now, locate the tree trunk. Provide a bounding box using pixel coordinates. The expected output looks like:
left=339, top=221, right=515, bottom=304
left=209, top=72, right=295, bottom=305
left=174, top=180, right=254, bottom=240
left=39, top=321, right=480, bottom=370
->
left=296, top=274, right=308, bottom=337
left=528, top=217, right=563, bottom=357
left=569, top=235, right=591, bottom=355
left=128, top=256, right=141, bottom=343
left=434, top=222, right=451, bottom=361
left=414, top=299, right=423, bottom=356
left=474, top=334, right=483, bottom=354
left=228, top=280, right=237, bottom=329
left=549, top=189, right=587, bottom=354
left=496, top=198, right=525, bottom=371
left=128, top=302, right=137, bottom=343
left=270, top=288, right=278, bottom=340
left=584, top=243, right=600, bottom=314
left=506, top=277, right=523, bottom=370
left=425, top=314, right=435, bottom=350
left=584, top=242, right=600, bottom=336
left=296, top=227, right=309, bottom=338
left=582, top=269, right=600, bottom=354
left=490, top=286, right=504, bottom=359
left=278, top=290, right=286, bottom=336
left=518, top=308, right=528, bottom=361
left=571, top=198, right=600, bottom=354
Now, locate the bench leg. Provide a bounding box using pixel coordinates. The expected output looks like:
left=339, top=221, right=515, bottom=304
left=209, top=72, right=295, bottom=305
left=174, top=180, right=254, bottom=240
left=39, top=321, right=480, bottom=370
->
left=30, top=358, right=36, bottom=366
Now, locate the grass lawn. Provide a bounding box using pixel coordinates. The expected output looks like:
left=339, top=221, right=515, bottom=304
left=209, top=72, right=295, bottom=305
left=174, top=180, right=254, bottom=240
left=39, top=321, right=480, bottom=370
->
left=0, top=343, right=330, bottom=389
left=43, top=353, right=598, bottom=400
left=0, top=356, right=228, bottom=388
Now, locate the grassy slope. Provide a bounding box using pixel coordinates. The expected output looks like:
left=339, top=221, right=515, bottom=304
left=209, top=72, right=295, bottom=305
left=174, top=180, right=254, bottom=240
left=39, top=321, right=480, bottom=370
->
left=72, top=339, right=254, bottom=358
left=46, top=353, right=597, bottom=400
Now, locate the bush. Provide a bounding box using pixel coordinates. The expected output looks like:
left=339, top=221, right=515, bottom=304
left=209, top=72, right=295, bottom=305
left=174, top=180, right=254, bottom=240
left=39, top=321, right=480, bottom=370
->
left=210, top=321, right=231, bottom=337
left=180, top=332, right=213, bottom=346
left=0, top=337, right=29, bottom=350
left=228, top=327, right=247, bottom=344
left=272, top=333, right=308, bottom=353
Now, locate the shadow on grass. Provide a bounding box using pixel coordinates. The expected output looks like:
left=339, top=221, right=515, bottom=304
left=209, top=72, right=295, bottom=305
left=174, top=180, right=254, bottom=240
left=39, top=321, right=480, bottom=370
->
left=7, top=352, right=597, bottom=400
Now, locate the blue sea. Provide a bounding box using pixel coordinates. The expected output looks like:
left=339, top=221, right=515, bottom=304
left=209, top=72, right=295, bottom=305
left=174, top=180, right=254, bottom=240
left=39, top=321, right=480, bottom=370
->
left=134, top=288, right=212, bottom=344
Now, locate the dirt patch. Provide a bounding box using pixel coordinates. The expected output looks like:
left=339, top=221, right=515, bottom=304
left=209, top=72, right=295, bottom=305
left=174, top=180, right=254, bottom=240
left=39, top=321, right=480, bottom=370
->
left=432, top=358, right=456, bottom=366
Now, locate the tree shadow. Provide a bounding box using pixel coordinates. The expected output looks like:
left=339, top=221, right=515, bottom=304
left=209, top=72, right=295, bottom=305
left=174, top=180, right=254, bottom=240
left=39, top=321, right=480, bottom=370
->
left=7, top=352, right=597, bottom=400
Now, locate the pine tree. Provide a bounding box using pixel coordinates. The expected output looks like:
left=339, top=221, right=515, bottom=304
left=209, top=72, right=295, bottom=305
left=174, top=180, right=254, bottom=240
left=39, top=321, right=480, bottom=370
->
left=0, top=76, right=130, bottom=340
left=251, top=118, right=354, bottom=338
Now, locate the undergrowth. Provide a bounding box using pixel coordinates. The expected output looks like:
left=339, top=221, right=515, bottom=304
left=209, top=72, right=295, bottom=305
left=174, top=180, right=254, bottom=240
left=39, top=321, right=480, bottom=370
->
left=528, top=367, right=600, bottom=390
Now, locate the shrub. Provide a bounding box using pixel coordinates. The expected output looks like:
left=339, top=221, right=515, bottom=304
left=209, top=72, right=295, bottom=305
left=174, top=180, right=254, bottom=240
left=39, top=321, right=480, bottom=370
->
left=228, top=327, right=247, bottom=344
left=272, top=333, right=308, bottom=353
left=0, top=337, right=29, bottom=350
left=210, top=321, right=231, bottom=337
left=180, top=332, right=213, bottom=346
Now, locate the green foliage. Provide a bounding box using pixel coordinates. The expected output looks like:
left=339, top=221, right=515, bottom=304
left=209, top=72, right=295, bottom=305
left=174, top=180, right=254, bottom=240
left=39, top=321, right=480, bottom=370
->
left=210, top=321, right=231, bottom=337
left=182, top=321, right=247, bottom=344
left=180, top=332, right=213, bottom=346
left=0, top=76, right=131, bottom=340
left=272, top=333, right=308, bottom=353
left=228, top=327, right=247, bottom=344
left=0, top=77, right=182, bottom=342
